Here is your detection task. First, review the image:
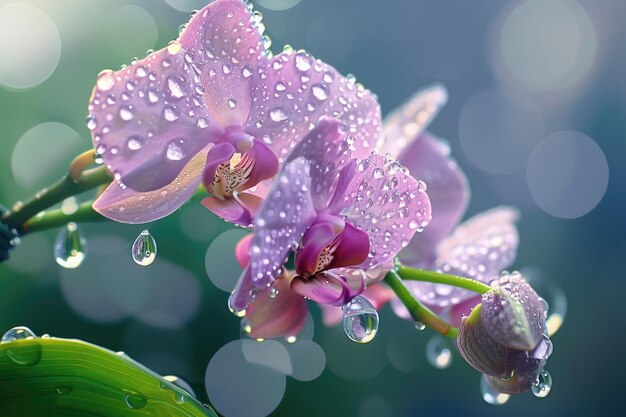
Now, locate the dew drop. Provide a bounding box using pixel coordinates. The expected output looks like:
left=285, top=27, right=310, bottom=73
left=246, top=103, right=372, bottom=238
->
left=228, top=98, right=237, bottom=109
left=132, top=230, right=157, bottom=266
left=119, top=106, right=134, bottom=121
left=342, top=295, right=379, bottom=344
left=311, top=84, right=328, bottom=101
left=275, top=82, right=286, bottom=92
left=135, top=66, right=148, bottom=78
left=222, top=64, right=231, bottom=74
left=414, top=321, right=426, bottom=331
left=531, top=370, right=552, bottom=398
left=125, top=394, right=147, bottom=409
left=127, top=135, right=144, bottom=151
left=480, top=375, right=510, bottom=405
left=270, top=107, right=288, bottom=122
left=269, top=286, right=279, bottom=299
left=409, top=219, right=419, bottom=230
left=373, top=168, right=385, bottom=179
left=164, top=106, right=179, bottom=122
left=166, top=75, right=186, bottom=99
left=426, top=336, right=452, bottom=369
left=1, top=326, right=36, bottom=343
left=56, top=386, right=73, bottom=395
left=295, top=52, right=312, bottom=72
left=86, top=116, right=97, bottom=130
left=242, top=66, right=253, bottom=78
left=54, top=222, right=87, bottom=269
left=96, top=70, right=115, bottom=91
left=228, top=293, right=247, bottom=317
left=166, top=140, right=186, bottom=161
left=147, top=88, right=159, bottom=104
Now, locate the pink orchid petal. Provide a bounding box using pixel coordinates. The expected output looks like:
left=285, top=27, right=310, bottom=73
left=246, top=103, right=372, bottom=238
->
left=246, top=277, right=308, bottom=340
left=397, top=134, right=470, bottom=268
left=235, top=233, right=253, bottom=268
left=412, top=207, right=520, bottom=308
left=242, top=139, right=280, bottom=190
left=202, top=142, right=237, bottom=190
left=291, top=270, right=365, bottom=307
left=378, top=83, right=448, bottom=157
left=93, top=147, right=208, bottom=223
left=326, top=222, right=371, bottom=271
left=230, top=158, right=317, bottom=311
left=246, top=51, right=381, bottom=163
left=89, top=47, right=221, bottom=193
left=295, top=221, right=339, bottom=275
left=329, top=153, right=432, bottom=271
left=178, top=0, right=266, bottom=127
left=201, top=191, right=262, bottom=227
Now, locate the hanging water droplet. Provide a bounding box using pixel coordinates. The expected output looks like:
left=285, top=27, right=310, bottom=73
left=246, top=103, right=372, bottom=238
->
left=132, top=230, right=157, bottom=266
left=342, top=295, right=379, bottom=344
left=414, top=321, right=426, bottom=331
left=2, top=326, right=36, bottom=343
left=480, top=375, right=510, bottom=405
left=426, top=336, right=452, bottom=369
left=531, top=370, right=552, bottom=398
left=54, top=222, right=87, bottom=269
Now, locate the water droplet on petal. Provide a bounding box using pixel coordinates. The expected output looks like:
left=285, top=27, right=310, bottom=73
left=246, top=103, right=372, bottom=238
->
left=342, top=296, right=379, bottom=344
left=166, top=140, right=186, bottom=161
left=373, top=168, right=384, bottom=179
left=119, top=106, right=134, bottom=121
left=228, top=292, right=246, bottom=317
left=269, top=286, right=279, bottom=299
left=96, top=70, right=115, bottom=91
left=311, top=84, right=328, bottom=101
left=228, top=98, right=237, bottom=109
left=270, top=107, right=288, bottom=122
left=295, top=52, right=312, bottom=72
left=426, top=336, right=452, bottom=369
left=2, top=326, right=36, bottom=343
left=481, top=375, right=510, bottom=405
left=54, top=222, right=87, bottom=269
left=86, top=116, right=97, bottom=130
left=166, top=75, right=186, bottom=99
left=531, top=370, right=552, bottom=398
left=127, top=135, right=144, bottom=151
left=132, top=230, right=157, bottom=266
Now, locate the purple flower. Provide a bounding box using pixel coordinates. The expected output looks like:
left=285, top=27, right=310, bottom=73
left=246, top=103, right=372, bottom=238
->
left=457, top=272, right=553, bottom=394
left=229, top=117, right=432, bottom=315
left=88, top=0, right=380, bottom=226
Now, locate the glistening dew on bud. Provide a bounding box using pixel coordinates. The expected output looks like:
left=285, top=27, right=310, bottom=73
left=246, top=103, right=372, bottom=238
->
left=457, top=272, right=553, bottom=395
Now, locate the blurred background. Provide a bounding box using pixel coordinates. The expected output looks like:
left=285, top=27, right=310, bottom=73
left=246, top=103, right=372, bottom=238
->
left=0, top=0, right=622, bottom=416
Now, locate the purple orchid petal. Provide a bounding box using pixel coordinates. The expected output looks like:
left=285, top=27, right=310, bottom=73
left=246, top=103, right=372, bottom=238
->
left=230, top=157, right=317, bottom=311
left=482, top=272, right=546, bottom=351
left=294, top=220, right=341, bottom=275
left=202, top=142, right=237, bottom=191
left=397, top=134, right=469, bottom=268
left=291, top=269, right=365, bottom=307
left=246, top=50, right=381, bottom=163
left=328, top=153, right=432, bottom=272
left=412, top=206, right=520, bottom=308
left=88, top=46, right=222, bottom=193
left=201, top=192, right=263, bottom=226
left=326, top=221, right=371, bottom=271
left=245, top=276, right=309, bottom=340
left=93, top=147, right=209, bottom=223
left=178, top=0, right=266, bottom=127
left=379, top=83, right=448, bottom=157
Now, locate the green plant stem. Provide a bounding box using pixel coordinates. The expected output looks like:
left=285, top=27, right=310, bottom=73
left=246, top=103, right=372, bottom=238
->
left=384, top=270, right=458, bottom=338
left=396, top=266, right=492, bottom=294
left=23, top=202, right=106, bottom=235
left=2, top=166, right=112, bottom=232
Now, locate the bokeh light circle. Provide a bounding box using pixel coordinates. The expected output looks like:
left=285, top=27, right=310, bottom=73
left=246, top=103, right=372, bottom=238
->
left=494, top=0, right=596, bottom=92
left=459, top=88, right=544, bottom=174
left=164, top=0, right=214, bottom=13
left=0, top=3, right=61, bottom=89
left=286, top=340, right=326, bottom=381
left=527, top=131, right=608, bottom=218
left=205, top=228, right=249, bottom=292
left=11, top=122, right=85, bottom=189
left=206, top=340, right=286, bottom=417
left=257, top=0, right=302, bottom=11
left=106, top=6, right=158, bottom=60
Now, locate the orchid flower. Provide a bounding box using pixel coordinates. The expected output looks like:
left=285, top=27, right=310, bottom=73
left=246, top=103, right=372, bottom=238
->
left=87, top=0, right=380, bottom=226
left=228, top=117, right=432, bottom=339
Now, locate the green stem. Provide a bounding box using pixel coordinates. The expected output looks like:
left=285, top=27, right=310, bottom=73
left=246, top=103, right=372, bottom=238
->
left=2, top=166, right=112, bottom=232
left=396, top=267, right=491, bottom=295
left=23, top=202, right=106, bottom=235
left=384, top=270, right=458, bottom=338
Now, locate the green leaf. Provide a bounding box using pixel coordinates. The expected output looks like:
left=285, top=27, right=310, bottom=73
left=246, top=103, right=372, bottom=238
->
left=0, top=335, right=218, bottom=417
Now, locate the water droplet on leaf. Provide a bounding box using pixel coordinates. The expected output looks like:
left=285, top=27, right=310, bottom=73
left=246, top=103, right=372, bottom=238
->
left=2, top=326, right=36, bottom=343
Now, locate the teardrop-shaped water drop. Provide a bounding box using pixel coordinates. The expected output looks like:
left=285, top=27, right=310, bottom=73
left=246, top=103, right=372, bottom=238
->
left=125, top=394, right=147, bottom=409
left=480, top=375, right=510, bottom=405
left=531, top=370, right=552, bottom=398
left=342, top=295, right=379, bottom=344
left=2, top=326, right=36, bottom=343
left=54, top=222, right=87, bottom=269
left=414, top=321, right=426, bottom=331
left=132, top=230, right=157, bottom=266
left=426, top=336, right=452, bottom=369
left=269, top=286, right=279, bottom=299
left=228, top=292, right=247, bottom=317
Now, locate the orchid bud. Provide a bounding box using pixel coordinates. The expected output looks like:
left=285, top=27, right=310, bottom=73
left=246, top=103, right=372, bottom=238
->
left=457, top=272, right=553, bottom=395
